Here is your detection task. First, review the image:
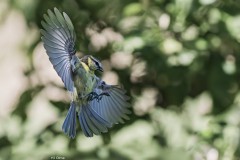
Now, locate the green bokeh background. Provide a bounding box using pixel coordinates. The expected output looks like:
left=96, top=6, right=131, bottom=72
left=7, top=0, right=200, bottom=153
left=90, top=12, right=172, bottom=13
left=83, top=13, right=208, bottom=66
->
left=1, top=0, right=240, bottom=159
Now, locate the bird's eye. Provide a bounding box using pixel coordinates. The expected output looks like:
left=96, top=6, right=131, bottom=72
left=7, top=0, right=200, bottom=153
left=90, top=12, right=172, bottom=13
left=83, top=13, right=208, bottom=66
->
left=95, top=62, right=99, bottom=67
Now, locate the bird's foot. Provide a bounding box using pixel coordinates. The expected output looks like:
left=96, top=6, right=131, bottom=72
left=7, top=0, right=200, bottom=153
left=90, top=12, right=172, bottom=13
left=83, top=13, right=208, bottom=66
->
left=86, top=92, right=99, bottom=101
left=86, top=92, right=110, bottom=102
left=96, top=92, right=110, bottom=102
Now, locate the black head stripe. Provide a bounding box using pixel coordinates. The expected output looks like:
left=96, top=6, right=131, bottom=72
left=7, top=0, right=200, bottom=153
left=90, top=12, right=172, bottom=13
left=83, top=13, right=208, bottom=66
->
left=91, top=56, right=101, bottom=67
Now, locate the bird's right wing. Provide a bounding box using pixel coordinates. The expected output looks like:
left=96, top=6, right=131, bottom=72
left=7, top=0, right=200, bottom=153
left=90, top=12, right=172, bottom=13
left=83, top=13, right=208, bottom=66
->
left=90, top=79, right=131, bottom=124
left=78, top=104, right=112, bottom=137
left=41, top=8, right=76, bottom=92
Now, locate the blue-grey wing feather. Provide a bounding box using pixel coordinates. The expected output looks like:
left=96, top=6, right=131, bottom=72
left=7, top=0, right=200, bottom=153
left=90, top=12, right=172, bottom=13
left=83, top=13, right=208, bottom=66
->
left=79, top=111, right=92, bottom=137
left=79, top=104, right=112, bottom=137
left=41, top=8, right=76, bottom=92
left=90, top=80, right=131, bottom=124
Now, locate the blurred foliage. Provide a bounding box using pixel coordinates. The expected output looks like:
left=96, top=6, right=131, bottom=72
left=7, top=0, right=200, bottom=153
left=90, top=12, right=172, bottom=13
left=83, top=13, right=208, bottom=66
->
left=1, top=0, right=240, bottom=159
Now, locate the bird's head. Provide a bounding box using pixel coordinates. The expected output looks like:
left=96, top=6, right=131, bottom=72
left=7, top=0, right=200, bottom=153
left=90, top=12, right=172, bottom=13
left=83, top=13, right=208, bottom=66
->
left=81, top=55, right=103, bottom=72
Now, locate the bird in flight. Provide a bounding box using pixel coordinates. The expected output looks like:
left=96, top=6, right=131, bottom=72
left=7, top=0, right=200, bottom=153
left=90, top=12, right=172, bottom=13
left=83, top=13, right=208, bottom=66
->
left=40, top=8, right=131, bottom=138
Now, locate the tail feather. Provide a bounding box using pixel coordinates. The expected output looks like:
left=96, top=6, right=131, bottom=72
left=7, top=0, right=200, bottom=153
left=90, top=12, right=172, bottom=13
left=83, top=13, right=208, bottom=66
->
left=79, top=104, right=112, bottom=137
left=62, top=101, right=77, bottom=139
left=82, top=107, right=101, bottom=135
left=79, top=111, right=92, bottom=137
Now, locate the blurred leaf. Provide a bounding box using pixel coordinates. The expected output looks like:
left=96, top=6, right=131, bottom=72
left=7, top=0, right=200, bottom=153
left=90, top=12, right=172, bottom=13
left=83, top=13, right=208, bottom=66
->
left=0, top=136, right=11, bottom=149
left=12, top=85, right=44, bottom=121
left=123, top=3, right=143, bottom=16
left=49, top=100, right=68, bottom=112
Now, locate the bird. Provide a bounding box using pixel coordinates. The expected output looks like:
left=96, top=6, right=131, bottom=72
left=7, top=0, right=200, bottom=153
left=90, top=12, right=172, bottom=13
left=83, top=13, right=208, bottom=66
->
left=40, top=8, right=131, bottom=138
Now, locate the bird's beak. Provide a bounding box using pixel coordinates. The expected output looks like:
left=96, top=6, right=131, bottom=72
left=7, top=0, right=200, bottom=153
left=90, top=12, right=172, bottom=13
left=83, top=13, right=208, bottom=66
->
left=98, top=66, right=103, bottom=72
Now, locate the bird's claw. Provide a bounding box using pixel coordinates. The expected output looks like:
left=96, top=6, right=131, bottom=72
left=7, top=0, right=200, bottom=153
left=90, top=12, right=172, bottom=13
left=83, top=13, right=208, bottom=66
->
left=86, top=92, right=110, bottom=102
left=96, top=92, right=110, bottom=102
left=86, top=92, right=98, bottom=101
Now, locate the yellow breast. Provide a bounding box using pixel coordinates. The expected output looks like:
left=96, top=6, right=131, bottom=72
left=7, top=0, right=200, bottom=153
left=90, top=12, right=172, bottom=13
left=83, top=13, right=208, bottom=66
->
left=80, top=62, right=90, bottom=72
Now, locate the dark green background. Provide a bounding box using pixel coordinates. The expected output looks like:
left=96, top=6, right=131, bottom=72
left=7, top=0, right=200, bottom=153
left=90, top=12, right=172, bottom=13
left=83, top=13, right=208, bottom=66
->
left=1, top=0, right=240, bottom=159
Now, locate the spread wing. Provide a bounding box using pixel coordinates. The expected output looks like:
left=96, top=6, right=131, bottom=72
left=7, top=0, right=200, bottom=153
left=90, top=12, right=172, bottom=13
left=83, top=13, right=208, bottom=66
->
left=90, top=80, right=131, bottom=124
left=40, top=8, right=76, bottom=92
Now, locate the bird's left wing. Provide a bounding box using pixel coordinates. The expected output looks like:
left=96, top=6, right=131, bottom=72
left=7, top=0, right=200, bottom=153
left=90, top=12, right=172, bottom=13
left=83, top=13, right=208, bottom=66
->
left=41, top=8, right=76, bottom=92
left=90, top=79, right=131, bottom=124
